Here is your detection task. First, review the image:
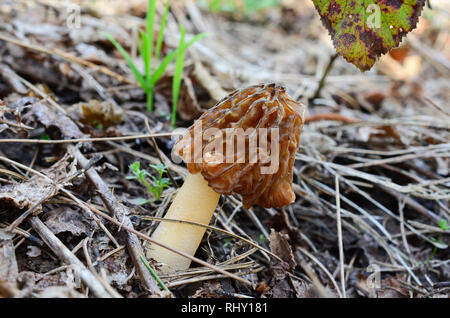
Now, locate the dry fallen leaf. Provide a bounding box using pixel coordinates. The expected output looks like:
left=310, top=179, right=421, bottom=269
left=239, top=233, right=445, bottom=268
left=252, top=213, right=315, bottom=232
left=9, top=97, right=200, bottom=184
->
left=44, top=207, right=97, bottom=237
left=68, top=99, right=124, bottom=128
left=23, top=101, right=88, bottom=140
left=265, top=210, right=302, bottom=247
left=268, top=229, right=297, bottom=298
left=193, top=281, right=226, bottom=298
left=0, top=153, right=76, bottom=212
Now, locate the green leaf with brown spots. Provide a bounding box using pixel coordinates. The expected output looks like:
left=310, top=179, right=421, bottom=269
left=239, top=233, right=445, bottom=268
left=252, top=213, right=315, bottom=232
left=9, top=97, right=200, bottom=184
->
left=312, top=0, right=426, bottom=71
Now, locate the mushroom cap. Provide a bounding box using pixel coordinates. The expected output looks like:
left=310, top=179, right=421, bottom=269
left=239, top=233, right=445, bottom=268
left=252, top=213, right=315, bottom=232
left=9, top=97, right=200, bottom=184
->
left=175, top=83, right=306, bottom=209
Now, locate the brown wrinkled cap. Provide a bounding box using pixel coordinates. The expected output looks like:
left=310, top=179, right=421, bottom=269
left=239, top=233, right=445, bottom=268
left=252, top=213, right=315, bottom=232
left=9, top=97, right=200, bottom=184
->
left=175, top=83, right=306, bottom=209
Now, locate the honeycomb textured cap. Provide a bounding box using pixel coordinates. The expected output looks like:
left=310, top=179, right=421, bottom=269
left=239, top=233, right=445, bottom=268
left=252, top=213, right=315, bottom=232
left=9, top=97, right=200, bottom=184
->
left=175, top=83, right=306, bottom=209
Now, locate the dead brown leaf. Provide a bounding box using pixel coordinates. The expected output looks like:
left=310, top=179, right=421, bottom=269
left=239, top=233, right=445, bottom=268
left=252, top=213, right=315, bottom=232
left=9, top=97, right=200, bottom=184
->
left=290, top=278, right=315, bottom=298
left=267, top=229, right=298, bottom=298
left=193, top=281, right=226, bottom=298
left=0, top=176, right=57, bottom=212
left=0, top=152, right=76, bottom=212
left=23, top=101, right=87, bottom=140
left=102, top=248, right=131, bottom=288
left=265, top=210, right=302, bottom=247
left=377, top=274, right=410, bottom=298
left=269, top=230, right=296, bottom=268
left=43, top=207, right=97, bottom=237
left=68, top=99, right=124, bottom=129
left=254, top=281, right=271, bottom=296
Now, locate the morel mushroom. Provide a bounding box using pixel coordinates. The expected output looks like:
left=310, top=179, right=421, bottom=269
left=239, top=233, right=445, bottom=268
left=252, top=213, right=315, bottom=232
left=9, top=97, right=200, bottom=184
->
left=146, top=83, right=306, bottom=272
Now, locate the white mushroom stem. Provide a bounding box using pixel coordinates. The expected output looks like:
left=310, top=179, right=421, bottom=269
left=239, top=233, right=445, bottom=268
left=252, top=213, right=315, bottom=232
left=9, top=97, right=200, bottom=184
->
left=146, top=173, right=220, bottom=272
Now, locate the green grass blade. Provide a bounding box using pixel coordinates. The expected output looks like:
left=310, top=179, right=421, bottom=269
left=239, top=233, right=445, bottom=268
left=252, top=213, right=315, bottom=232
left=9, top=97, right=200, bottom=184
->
left=155, top=1, right=170, bottom=62
left=172, top=25, right=185, bottom=127
left=150, top=49, right=177, bottom=85
left=139, top=255, right=172, bottom=295
left=184, top=32, right=208, bottom=51
left=150, top=32, right=208, bottom=85
left=147, top=85, right=154, bottom=112
left=103, top=32, right=147, bottom=91
left=139, top=30, right=155, bottom=111
left=139, top=30, right=150, bottom=76
left=147, top=0, right=156, bottom=76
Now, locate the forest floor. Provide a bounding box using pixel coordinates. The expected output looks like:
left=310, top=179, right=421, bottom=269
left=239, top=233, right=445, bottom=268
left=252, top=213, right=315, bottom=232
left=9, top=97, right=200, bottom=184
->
left=0, top=0, right=449, bottom=298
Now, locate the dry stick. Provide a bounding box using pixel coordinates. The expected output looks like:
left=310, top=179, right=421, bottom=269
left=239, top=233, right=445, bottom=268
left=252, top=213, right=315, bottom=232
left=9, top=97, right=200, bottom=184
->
left=297, top=153, right=448, bottom=200
left=423, top=96, right=450, bottom=117
left=245, top=208, right=270, bottom=240
left=82, top=237, right=123, bottom=298
left=0, top=118, right=32, bottom=130
left=108, top=141, right=188, bottom=178
left=378, top=184, right=441, bottom=224
left=93, top=245, right=126, bottom=267
left=161, top=261, right=257, bottom=280
left=0, top=132, right=180, bottom=144
left=296, top=247, right=343, bottom=298
left=0, top=167, right=27, bottom=180
left=8, top=195, right=53, bottom=232
left=348, top=150, right=450, bottom=169
left=41, top=246, right=127, bottom=279
left=295, top=252, right=331, bottom=298
left=0, top=222, right=42, bottom=246
left=398, top=199, right=412, bottom=256
left=309, top=53, right=339, bottom=104
left=29, top=217, right=112, bottom=298
left=71, top=146, right=163, bottom=294
left=0, top=63, right=28, bottom=94
left=140, top=216, right=282, bottom=262
left=339, top=176, right=443, bottom=248
left=8, top=71, right=67, bottom=115
left=0, top=33, right=136, bottom=85
left=305, top=113, right=358, bottom=124
left=335, top=175, right=346, bottom=298
left=165, top=268, right=262, bottom=289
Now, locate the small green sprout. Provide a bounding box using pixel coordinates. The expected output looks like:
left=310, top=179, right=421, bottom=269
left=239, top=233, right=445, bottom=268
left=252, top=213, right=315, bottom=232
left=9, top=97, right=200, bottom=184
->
left=202, top=0, right=280, bottom=14
left=258, top=233, right=266, bottom=243
left=438, top=219, right=449, bottom=231
left=425, top=219, right=449, bottom=263
left=127, top=161, right=170, bottom=203
left=223, top=238, right=232, bottom=248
